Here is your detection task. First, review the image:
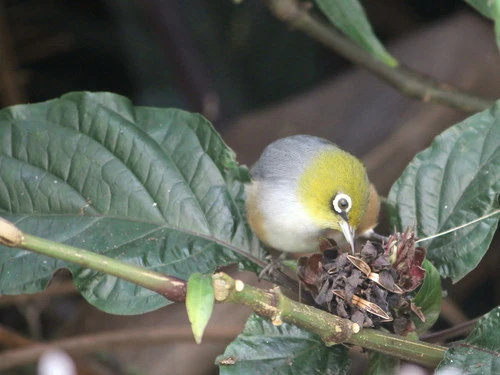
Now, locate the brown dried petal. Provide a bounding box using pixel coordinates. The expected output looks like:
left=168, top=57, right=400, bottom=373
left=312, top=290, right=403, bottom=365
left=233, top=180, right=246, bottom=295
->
left=335, top=253, right=351, bottom=270
left=351, top=310, right=366, bottom=327
left=370, top=285, right=390, bottom=314
left=347, top=254, right=371, bottom=276
left=393, top=316, right=415, bottom=336
left=300, top=254, right=323, bottom=286
left=333, top=290, right=392, bottom=321
left=315, top=279, right=334, bottom=306
left=352, top=295, right=392, bottom=321
left=360, top=241, right=380, bottom=262
left=410, top=302, right=426, bottom=322
left=369, top=271, right=404, bottom=294
left=336, top=297, right=349, bottom=318
left=387, top=294, right=407, bottom=311
left=386, top=229, right=427, bottom=292
left=370, top=254, right=392, bottom=270
left=346, top=269, right=364, bottom=289
left=323, top=248, right=339, bottom=263
left=332, top=289, right=346, bottom=299
left=296, top=234, right=427, bottom=333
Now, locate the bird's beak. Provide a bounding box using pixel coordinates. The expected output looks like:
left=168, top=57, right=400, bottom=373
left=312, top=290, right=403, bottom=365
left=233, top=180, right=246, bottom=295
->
left=339, top=220, right=355, bottom=253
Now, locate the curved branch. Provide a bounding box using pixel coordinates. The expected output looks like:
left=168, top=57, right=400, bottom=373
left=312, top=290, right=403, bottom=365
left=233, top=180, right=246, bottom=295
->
left=420, top=318, right=479, bottom=343
left=0, top=282, right=76, bottom=307
left=0, top=219, right=446, bottom=368
left=263, top=0, right=495, bottom=113
left=0, top=217, right=186, bottom=302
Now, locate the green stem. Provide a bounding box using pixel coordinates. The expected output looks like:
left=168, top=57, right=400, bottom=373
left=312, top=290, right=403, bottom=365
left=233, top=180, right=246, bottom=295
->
left=0, top=219, right=445, bottom=367
left=0, top=218, right=185, bottom=302
left=213, top=273, right=446, bottom=367
left=349, top=328, right=446, bottom=368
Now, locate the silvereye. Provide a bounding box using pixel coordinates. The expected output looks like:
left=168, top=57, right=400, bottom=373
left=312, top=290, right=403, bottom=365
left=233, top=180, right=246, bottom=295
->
left=246, top=135, right=380, bottom=253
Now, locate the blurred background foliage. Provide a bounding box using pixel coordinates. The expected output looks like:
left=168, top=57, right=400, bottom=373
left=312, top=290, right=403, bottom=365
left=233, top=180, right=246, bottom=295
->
left=1, top=0, right=463, bottom=122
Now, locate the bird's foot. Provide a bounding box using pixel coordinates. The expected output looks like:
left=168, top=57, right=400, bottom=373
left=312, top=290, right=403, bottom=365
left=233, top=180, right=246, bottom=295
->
left=258, top=252, right=287, bottom=280
left=360, top=229, right=389, bottom=243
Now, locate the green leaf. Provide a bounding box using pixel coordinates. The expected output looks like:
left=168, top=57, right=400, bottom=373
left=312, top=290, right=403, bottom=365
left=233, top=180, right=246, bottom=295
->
left=437, top=306, right=500, bottom=375
left=215, top=314, right=350, bottom=374
left=281, top=259, right=298, bottom=273
left=0, top=92, right=266, bottom=314
left=412, top=259, right=442, bottom=333
left=465, top=0, right=500, bottom=51
left=314, top=0, right=397, bottom=67
left=186, top=273, right=214, bottom=344
left=387, top=102, right=500, bottom=282
left=364, top=352, right=399, bottom=375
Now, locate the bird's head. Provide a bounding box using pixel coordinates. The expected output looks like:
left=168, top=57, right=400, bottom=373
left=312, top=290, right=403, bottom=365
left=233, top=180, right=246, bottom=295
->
left=296, top=147, right=370, bottom=252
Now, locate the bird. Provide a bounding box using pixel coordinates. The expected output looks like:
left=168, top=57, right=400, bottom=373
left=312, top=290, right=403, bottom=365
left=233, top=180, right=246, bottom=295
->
left=245, top=135, right=380, bottom=254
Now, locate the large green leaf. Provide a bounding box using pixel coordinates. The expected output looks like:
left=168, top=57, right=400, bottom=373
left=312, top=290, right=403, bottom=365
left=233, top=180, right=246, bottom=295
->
left=215, top=314, right=350, bottom=374
left=387, top=102, right=500, bottom=282
left=364, top=352, right=399, bottom=375
left=314, top=0, right=397, bottom=67
left=0, top=92, right=265, bottom=314
left=437, top=306, right=500, bottom=374
left=465, top=0, right=500, bottom=50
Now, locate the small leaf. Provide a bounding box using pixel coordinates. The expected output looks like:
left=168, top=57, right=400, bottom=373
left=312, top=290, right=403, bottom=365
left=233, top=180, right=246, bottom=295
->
left=388, top=102, right=500, bottom=282
left=412, top=259, right=442, bottom=333
left=186, top=273, right=214, bottom=344
left=465, top=0, right=500, bottom=51
left=215, top=314, right=350, bottom=374
left=0, top=92, right=266, bottom=314
left=365, top=352, right=399, bottom=375
left=314, top=0, right=398, bottom=67
left=281, top=258, right=299, bottom=273
left=437, top=306, right=500, bottom=375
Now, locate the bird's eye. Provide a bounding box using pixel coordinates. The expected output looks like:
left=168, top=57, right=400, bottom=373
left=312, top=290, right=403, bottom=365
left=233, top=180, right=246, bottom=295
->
left=332, top=193, right=352, bottom=214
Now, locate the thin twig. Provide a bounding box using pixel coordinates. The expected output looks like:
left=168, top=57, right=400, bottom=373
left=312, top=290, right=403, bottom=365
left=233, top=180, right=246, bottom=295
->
left=0, top=325, right=32, bottom=348
left=420, top=318, right=479, bottom=343
left=262, top=0, right=495, bottom=113
left=0, top=324, right=114, bottom=374
left=0, top=324, right=240, bottom=370
left=0, top=281, right=76, bottom=307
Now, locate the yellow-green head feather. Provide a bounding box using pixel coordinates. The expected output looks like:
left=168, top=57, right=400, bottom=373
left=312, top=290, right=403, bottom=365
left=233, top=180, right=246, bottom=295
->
left=297, top=147, right=370, bottom=231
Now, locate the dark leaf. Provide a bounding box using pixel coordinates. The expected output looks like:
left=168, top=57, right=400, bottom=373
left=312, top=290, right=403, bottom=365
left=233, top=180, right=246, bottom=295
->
left=313, top=0, right=397, bottom=66
left=388, top=103, right=500, bottom=282
left=437, top=306, right=500, bottom=375
left=0, top=92, right=265, bottom=314
left=216, top=314, right=350, bottom=374
left=364, top=352, right=399, bottom=375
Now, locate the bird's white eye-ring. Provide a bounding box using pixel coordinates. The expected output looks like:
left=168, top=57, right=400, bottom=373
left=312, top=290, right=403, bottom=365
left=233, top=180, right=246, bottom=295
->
left=332, top=193, right=352, bottom=214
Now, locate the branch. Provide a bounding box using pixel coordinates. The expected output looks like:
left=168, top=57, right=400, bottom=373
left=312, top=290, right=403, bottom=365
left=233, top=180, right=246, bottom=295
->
left=262, top=0, right=495, bottom=113
left=0, top=217, right=186, bottom=302
left=213, top=272, right=446, bottom=368
left=420, top=318, right=479, bottom=343
left=0, top=218, right=446, bottom=368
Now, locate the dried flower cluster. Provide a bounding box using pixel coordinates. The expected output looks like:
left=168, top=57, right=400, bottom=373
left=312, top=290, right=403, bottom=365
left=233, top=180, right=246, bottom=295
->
left=297, top=229, right=426, bottom=335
